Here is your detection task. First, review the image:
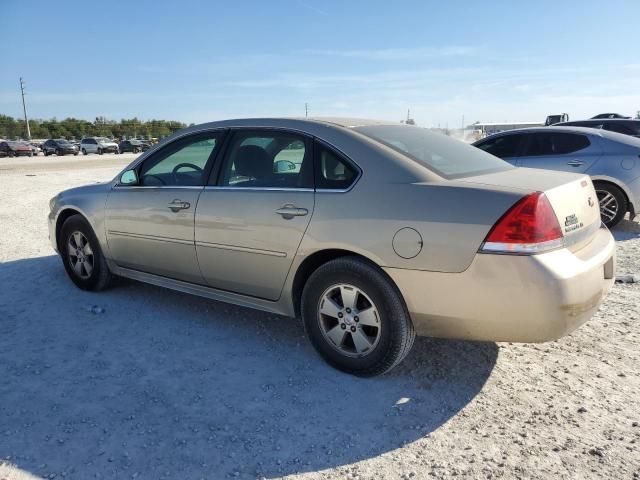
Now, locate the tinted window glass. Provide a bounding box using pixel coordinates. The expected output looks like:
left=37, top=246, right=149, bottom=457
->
left=315, top=143, right=358, bottom=190
left=139, top=133, right=219, bottom=186
left=220, top=131, right=312, bottom=188
left=476, top=134, right=524, bottom=158
left=604, top=123, right=635, bottom=135
left=356, top=125, right=512, bottom=179
left=523, top=133, right=590, bottom=156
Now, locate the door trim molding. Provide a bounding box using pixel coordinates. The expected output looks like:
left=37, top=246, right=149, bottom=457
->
left=108, top=230, right=193, bottom=246
left=195, top=240, right=286, bottom=257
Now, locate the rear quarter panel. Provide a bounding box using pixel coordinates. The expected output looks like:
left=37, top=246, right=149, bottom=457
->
left=299, top=182, right=525, bottom=273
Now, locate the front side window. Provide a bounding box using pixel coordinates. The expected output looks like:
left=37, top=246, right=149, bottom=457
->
left=523, top=133, right=590, bottom=156
left=356, top=125, right=513, bottom=179
left=138, top=132, right=220, bottom=186
left=315, top=143, right=358, bottom=190
left=475, top=134, right=524, bottom=158
left=219, top=131, right=312, bottom=188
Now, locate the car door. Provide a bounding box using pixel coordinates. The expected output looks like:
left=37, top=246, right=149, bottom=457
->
left=104, top=130, right=224, bottom=284
left=474, top=133, right=526, bottom=165
left=517, top=131, right=600, bottom=173
left=194, top=129, right=315, bottom=300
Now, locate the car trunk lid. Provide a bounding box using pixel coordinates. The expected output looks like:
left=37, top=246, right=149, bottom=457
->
left=457, top=167, right=602, bottom=252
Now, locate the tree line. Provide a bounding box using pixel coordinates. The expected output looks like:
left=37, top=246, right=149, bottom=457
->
left=0, top=115, right=189, bottom=141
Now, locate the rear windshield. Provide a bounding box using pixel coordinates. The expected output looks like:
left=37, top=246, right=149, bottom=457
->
left=354, top=125, right=513, bottom=179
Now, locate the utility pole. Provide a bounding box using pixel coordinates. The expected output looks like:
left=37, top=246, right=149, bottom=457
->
left=305, top=102, right=308, bottom=118
left=19, top=77, right=31, bottom=140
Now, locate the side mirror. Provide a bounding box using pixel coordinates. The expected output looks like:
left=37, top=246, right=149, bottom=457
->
left=274, top=159, right=297, bottom=173
left=119, top=169, right=139, bottom=186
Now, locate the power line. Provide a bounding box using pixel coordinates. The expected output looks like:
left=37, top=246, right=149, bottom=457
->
left=19, top=77, right=31, bottom=140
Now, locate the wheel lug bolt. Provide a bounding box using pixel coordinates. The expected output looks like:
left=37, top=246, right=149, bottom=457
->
left=338, top=312, right=343, bottom=318
left=346, top=308, right=351, bottom=313
left=340, top=323, right=346, bottom=329
left=354, top=316, right=359, bottom=322
left=350, top=326, right=356, bottom=332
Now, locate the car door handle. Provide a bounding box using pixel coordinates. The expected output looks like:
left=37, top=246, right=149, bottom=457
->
left=567, top=160, right=584, bottom=167
left=167, top=199, right=191, bottom=212
left=275, top=205, right=308, bottom=219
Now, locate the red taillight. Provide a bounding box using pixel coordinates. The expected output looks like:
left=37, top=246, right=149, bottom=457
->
left=481, top=192, right=563, bottom=254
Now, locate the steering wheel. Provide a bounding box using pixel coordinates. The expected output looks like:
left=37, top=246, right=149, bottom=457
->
left=172, top=163, right=203, bottom=184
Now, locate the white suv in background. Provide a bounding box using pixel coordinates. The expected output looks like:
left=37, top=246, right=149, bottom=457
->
left=80, top=137, right=119, bottom=155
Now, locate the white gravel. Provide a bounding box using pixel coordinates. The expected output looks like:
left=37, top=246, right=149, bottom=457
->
left=0, top=156, right=638, bottom=480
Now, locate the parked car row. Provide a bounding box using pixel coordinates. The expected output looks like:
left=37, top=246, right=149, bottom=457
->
left=0, top=137, right=155, bottom=158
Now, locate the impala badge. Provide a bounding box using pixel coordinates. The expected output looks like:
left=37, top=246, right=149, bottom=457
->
left=588, top=197, right=595, bottom=207
left=564, top=214, right=583, bottom=233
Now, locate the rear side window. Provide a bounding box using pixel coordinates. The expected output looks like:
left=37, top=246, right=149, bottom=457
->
left=475, top=134, right=524, bottom=158
left=219, top=131, right=313, bottom=189
left=523, top=133, right=590, bottom=156
left=355, top=125, right=512, bottom=179
left=315, top=143, right=358, bottom=190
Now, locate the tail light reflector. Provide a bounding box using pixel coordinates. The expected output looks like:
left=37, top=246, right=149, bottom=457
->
left=480, top=192, right=564, bottom=254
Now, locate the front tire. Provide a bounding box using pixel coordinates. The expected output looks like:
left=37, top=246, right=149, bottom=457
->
left=301, top=256, right=415, bottom=376
left=82, top=148, right=87, bottom=155
left=594, top=182, right=627, bottom=228
left=98, top=148, right=103, bottom=155
left=60, top=215, right=112, bottom=291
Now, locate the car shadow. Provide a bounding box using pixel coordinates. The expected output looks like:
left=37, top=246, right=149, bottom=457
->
left=611, top=217, right=640, bottom=242
left=0, top=255, right=497, bottom=479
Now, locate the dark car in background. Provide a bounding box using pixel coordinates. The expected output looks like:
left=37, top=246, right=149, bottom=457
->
left=0, top=140, right=33, bottom=157
left=118, top=139, right=151, bottom=153
left=555, top=119, right=640, bottom=138
left=42, top=139, right=79, bottom=156
left=473, top=126, right=640, bottom=227
left=591, top=113, right=631, bottom=119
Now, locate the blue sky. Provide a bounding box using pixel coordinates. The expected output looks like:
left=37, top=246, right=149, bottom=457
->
left=1, top=0, right=639, bottom=127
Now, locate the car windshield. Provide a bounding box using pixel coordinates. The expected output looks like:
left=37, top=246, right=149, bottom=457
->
left=354, top=125, right=513, bottom=179
left=56, top=139, right=71, bottom=145
left=98, top=137, right=110, bottom=142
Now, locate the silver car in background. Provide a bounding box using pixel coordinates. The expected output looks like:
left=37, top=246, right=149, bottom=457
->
left=474, top=126, right=640, bottom=227
left=48, top=118, right=615, bottom=376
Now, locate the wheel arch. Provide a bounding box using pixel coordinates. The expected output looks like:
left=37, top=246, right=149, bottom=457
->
left=290, top=248, right=404, bottom=318
left=55, top=208, right=87, bottom=253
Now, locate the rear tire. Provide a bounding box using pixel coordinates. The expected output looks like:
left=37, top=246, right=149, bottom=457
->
left=98, top=148, right=103, bottom=155
left=82, top=148, right=87, bottom=155
left=594, top=182, right=627, bottom=228
left=60, top=215, right=112, bottom=291
left=301, top=256, right=415, bottom=376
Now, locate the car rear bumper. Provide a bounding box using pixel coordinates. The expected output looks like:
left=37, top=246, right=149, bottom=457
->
left=384, top=226, right=616, bottom=343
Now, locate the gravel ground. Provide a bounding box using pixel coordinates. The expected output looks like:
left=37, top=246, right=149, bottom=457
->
left=0, top=157, right=638, bottom=480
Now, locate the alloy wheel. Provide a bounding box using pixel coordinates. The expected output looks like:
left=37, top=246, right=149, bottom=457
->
left=317, top=284, right=382, bottom=358
left=595, top=189, right=619, bottom=224
left=67, top=231, right=94, bottom=279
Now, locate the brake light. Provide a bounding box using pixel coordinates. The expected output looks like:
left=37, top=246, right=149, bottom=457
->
left=480, top=192, right=564, bottom=254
